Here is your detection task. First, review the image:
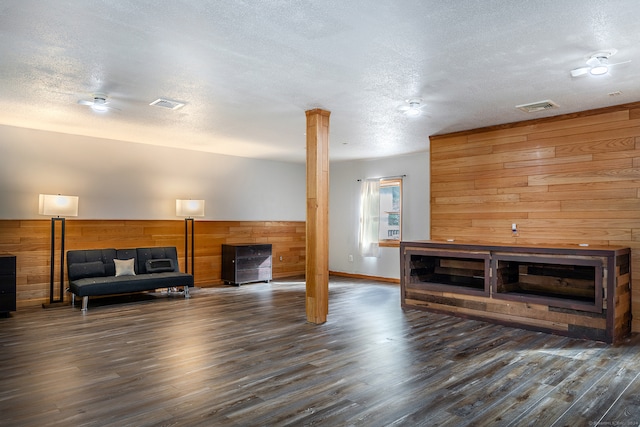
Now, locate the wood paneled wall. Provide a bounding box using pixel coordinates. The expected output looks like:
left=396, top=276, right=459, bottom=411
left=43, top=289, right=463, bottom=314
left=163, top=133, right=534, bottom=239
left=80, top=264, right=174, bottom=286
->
left=430, top=102, right=640, bottom=332
left=0, top=220, right=305, bottom=308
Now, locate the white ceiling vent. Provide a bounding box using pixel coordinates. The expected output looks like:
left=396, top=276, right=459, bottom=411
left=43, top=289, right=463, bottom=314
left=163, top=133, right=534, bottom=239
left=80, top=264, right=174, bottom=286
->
left=149, top=98, right=185, bottom=110
left=515, top=100, right=559, bottom=113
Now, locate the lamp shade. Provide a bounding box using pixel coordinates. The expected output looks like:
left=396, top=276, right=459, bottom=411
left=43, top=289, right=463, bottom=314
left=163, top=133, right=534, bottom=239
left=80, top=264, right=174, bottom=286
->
left=176, top=199, right=205, bottom=217
left=38, top=194, right=79, bottom=217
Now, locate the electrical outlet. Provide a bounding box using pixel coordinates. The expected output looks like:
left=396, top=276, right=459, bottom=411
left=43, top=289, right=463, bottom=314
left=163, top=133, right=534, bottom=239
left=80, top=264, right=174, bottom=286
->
left=348, top=254, right=354, bottom=262
left=279, top=256, right=283, bottom=261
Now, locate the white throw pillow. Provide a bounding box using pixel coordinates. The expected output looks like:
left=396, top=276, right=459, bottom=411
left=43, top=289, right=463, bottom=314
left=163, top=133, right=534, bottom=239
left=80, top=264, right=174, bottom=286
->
left=114, top=258, right=136, bottom=277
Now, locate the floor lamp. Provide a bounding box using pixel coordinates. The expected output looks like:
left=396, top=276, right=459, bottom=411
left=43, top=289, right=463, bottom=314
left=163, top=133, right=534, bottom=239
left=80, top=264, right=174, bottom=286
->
left=39, top=194, right=79, bottom=307
left=176, top=199, right=205, bottom=278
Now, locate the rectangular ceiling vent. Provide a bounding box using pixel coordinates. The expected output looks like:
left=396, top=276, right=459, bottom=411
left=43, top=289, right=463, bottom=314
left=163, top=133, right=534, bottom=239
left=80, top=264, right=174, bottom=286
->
left=515, top=100, right=559, bottom=113
left=149, top=98, right=185, bottom=110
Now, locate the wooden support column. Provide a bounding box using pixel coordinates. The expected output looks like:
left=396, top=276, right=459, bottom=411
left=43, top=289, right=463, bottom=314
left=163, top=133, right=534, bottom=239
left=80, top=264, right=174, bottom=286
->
left=305, top=108, right=330, bottom=324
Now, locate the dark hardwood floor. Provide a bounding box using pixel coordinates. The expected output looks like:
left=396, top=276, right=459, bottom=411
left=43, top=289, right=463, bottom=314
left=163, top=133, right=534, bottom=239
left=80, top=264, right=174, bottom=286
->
left=1, top=276, right=639, bottom=426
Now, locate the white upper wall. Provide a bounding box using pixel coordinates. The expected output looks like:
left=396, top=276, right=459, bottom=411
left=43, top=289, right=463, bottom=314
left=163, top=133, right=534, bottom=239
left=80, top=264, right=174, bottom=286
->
left=0, top=124, right=306, bottom=220
left=0, top=123, right=430, bottom=280
left=329, top=152, right=430, bottom=280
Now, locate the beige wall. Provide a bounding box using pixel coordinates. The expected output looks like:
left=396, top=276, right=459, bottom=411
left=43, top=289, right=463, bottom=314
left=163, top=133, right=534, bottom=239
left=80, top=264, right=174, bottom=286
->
left=0, top=124, right=306, bottom=221
left=430, top=102, right=640, bottom=332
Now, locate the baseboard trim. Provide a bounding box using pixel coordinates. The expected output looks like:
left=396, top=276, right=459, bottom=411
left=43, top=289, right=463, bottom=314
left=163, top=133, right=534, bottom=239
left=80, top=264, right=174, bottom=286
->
left=329, top=271, right=400, bottom=284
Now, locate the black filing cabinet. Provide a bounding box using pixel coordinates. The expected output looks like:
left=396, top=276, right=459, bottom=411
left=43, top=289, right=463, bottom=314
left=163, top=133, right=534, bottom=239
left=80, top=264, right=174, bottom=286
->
left=0, top=255, right=17, bottom=314
left=221, top=244, right=272, bottom=285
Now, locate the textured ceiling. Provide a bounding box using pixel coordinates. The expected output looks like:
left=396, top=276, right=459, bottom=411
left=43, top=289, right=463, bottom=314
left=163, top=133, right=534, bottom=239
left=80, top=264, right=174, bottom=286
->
left=1, top=1, right=639, bottom=163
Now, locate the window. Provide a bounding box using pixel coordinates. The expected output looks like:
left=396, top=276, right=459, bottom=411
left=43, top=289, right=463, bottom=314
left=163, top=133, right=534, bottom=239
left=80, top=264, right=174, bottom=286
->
left=378, top=178, right=402, bottom=246
left=359, top=177, right=403, bottom=257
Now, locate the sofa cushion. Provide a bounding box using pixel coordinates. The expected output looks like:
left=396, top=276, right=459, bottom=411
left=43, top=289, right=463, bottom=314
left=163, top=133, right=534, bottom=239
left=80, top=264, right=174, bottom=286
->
left=145, top=258, right=175, bottom=273
left=67, top=249, right=117, bottom=277
left=68, top=261, right=105, bottom=281
left=68, top=271, right=194, bottom=297
left=136, top=247, right=179, bottom=274
left=116, top=249, right=138, bottom=273
left=114, top=258, right=136, bottom=277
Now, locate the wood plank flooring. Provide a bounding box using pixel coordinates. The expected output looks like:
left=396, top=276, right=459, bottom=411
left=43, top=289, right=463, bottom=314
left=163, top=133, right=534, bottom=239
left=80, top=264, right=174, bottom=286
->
left=0, top=276, right=639, bottom=426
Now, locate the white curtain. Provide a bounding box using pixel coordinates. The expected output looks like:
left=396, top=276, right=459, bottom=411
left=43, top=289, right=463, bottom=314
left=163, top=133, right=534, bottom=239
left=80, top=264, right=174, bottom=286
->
left=359, top=179, right=380, bottom=257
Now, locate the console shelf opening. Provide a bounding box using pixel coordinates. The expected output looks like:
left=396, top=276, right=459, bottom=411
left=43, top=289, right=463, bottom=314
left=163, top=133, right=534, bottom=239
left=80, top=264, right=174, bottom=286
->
left=407, top=249, right=490, bottom=296
left=492, top=256, right=602, bottom=313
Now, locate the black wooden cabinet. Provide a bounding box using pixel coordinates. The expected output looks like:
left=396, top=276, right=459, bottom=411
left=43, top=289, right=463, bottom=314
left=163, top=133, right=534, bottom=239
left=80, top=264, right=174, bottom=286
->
left=0, top=255, right=17, bottom=314
left=221, top=244, right=272, bottom=285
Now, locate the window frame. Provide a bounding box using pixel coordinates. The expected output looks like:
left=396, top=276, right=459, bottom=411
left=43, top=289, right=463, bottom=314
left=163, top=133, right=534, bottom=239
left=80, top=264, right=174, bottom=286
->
left=378, top=178, right=402, bottom=247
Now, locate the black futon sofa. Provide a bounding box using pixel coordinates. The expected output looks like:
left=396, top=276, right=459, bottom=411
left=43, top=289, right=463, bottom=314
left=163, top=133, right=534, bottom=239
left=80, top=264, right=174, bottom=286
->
left=67, top=246, right=194, bottom=311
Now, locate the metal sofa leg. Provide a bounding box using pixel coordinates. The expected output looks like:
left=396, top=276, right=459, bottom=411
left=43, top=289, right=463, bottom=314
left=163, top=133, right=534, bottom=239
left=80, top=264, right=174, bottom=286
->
left=184, top=285, right=190, bottom=299
left=82, top=296, right=88, bottom=312
left=71, top=293, right=75, bottom=307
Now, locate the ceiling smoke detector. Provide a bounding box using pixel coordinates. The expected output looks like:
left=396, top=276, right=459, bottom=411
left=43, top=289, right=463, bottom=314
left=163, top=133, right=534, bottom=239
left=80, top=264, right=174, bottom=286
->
left=149, top=98, right=185, bottom=110
left=515, top=100, right=559, bottom=113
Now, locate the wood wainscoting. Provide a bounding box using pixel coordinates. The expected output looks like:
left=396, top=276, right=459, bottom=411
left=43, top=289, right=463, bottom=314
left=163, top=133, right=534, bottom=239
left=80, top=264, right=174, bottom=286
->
left=430, top=101, right=640, bottom=333
left=0, top=219, right=305, bottom=308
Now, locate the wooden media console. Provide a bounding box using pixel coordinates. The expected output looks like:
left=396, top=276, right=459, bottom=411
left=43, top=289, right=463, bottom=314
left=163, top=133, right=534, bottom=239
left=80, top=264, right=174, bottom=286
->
left=400, top=241, right=632, bottom=343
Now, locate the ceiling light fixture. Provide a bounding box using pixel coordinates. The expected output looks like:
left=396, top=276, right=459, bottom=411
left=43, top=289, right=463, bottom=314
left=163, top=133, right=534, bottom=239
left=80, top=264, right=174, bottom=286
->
left=588, top=57, right=609, bottom=75
left=405, top=104, right=421, bottom=117
left=570, top=49, right=630, bottom=78
left=90, top=97, right=109, bottom=113
left=400, top=98, right=424, bottom=117
left=78, top=93, right=119, bottom=112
